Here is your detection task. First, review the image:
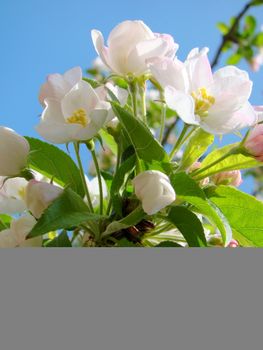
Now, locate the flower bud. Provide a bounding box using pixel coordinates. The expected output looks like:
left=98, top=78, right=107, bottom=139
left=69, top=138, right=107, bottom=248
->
left=244, top=124, right=263, bottom=162
left=228, top=239, right=239, bottom=248
left=25, top=180, right=62, bottom=218
left=132, top=170, right=176, bottom=215
left=212, top=170, right=242, bottom=187
left=0, top=127, right=30, bottom=177
left=189, top=162, right=209, bottom=186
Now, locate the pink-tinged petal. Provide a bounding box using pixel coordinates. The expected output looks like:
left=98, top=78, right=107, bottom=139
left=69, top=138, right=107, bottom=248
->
left=214, top=65, right=250, bottom=81
left=38, top=67, right=82, bottom=106
left=212, top=66, right=252, bottom=104
left=254, top=106, right=263, bottom=122
left=154, top=33, right=178, bottom=58
left=106, top=21, right=155, bottom=75
left=127, top=37, right=171, bottom=75
left=245, top=124, right=263, bottom=160
left=185, top=47, right=213, bottom=90
left=202, top=102, right=257, bottom=135
left=63, top=66, right=82, bottom=86
left=107, top=20, right=154, bottom=47
left=148, top=57, right=188, bottom=91
left=39, top=74, right=68, bottom=106
left=91, top=30, right=113, bottom=71
left=164, top=86, right=198, bottom=125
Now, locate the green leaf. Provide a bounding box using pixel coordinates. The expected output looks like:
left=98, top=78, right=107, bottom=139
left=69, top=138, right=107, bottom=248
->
left=26, top=137, right=84, bottom=197
left=155, top=241, right=183, bottom=247
left=111, top=154, right=136, bottom=215
left=180, top=129, right=214, bottom=169
left=46, top=231, right=72, bottom=247
left=217, top=22, right=229, bottom=35
left=227, top=53, right=242, bottom=65
left=252, top=32, right=263, bottom=47
left=166, top=207, right=207, bottom=247
left=102, top=205, right=146, bottom=237
left=206, top=186, right=263, bottom=247
left=116, top=238, right=137, bottom=247
left=0, top=214, right=12, bottom=231
left=100, top=129, right=118, bottom=155
left=171, top=172, right=232, bottom=245
left=252, top=0, right=263, bottom=6
left=195, top=143, right=262, bottom=180
left=82, top=77, right=101, bottom=88
left=28, top=188, right=105, bottom=238
left=111, top=102, right=170, bottom=164
left=244, top=15, right=257, bottom=36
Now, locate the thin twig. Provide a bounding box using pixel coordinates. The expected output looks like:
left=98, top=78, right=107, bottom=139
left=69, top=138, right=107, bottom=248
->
left=211, top=0, right=256, bottom=69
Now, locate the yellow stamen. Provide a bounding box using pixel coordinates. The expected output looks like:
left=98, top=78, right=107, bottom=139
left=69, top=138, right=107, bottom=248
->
left=191, top=87, right=215, bottom=117
left=18, top=187, right=26, bottom=199
left=67, top=108, right=88, bottom=127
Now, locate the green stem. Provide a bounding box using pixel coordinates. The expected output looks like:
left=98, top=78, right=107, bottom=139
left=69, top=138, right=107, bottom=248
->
left=129, top=81, right=138, bottom=117
left=91, top=149, right=104, bottom=215
left=73, top=142, right=94, bottom=213
left=106, top=144, right=121, bottom=216
left=169, top=124, right=190, bottom=160
left=192, top=149, right=239, bottom=179
left=139, top=82, right=147, bottom=123
left=159, top=98, right=166, bottom=143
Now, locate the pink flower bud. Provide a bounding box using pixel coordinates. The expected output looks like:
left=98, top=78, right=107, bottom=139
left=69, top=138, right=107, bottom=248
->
left=212, top=170, right=242, bottom=187
left=189, top=162, right=209, bottom=186
left=245, top=124, right=263, bottom=162
left=228, top=239, right=239, bottom=248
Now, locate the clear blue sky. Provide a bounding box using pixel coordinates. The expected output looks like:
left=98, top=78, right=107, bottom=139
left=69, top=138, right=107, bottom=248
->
left=0, top=0, right=262, bottom=191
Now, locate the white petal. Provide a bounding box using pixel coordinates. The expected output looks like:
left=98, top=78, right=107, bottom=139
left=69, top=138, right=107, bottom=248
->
left=185, top=47, right=213, bottom=90
left=164, top=86, right=198, bottom=125
left=126, top=37, right=170, bottom=75
left=107, top=20, right=154, bottom=47
left=63, top=66, right=82, bottom=85
left=0, top=198, right=26, bottom=215
left=91, top=30, right=113, bottom=71
left=201, top=102, right=257, bottom=134
left=148, top=56, right=188, bottom=91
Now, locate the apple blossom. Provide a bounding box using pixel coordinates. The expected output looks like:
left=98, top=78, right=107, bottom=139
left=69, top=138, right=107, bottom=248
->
left=36, top=81, right=111, bottom=144
left=212, top=170, right=243, bottom=187
left=39, top=66, right=82, bottom=106
left=0, top=177, right=28, bottom=214
left=132, top=170, right=176, bottom=215
left=0, top=215, right=42, bottom=248
left=91, top=20, right=178, bottom=77
left=0, top=127, right=30, bottom=176
left=244, top=124, right=263, bottom=162
left=228, top=239, right=239, bottom=248
left=149, top=48, right=258, bottom=134
left=25, top=180, right=63, bottom=218
left=95, top=82, right=128, bottom=123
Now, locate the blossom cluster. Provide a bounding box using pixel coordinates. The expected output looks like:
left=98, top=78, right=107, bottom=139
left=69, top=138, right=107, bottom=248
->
left=1, top=20, right=263, bottom=248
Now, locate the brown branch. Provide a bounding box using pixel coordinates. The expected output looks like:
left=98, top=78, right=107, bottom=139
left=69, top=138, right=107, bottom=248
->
left=211, top=0, right=257, bottom=69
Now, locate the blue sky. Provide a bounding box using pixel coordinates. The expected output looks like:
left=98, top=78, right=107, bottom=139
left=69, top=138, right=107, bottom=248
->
left=0, top=0, right=263, bottom=191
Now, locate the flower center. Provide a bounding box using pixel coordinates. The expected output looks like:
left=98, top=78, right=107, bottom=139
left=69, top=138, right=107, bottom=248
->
left=67, top=108, right=88, bottom=127
left=191, top=87, right=215, bottom=117
left=18, top=187, right=26, bottom=199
